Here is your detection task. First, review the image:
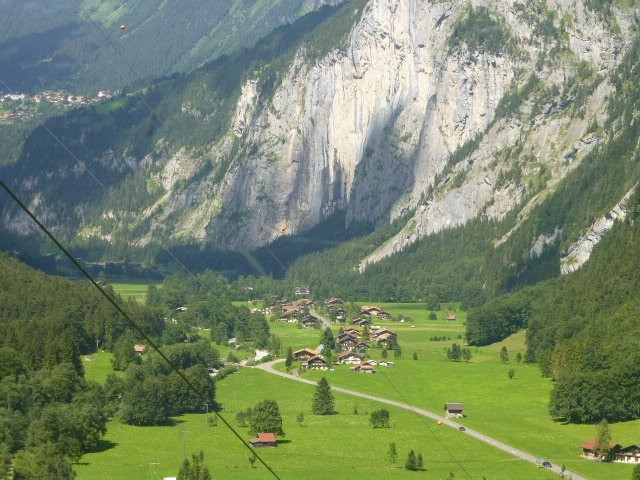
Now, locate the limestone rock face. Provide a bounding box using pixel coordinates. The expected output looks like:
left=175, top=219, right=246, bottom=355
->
left=177, top=0, right=635, bottom=253
left=6, top=0, right=637, bottom=262
left=560, top=185, right=637, bottom=275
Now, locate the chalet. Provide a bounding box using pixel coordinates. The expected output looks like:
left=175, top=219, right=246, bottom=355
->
left=295, top=286, right=311, bottom=296
left=337, top=351, right=365, bottom=364
left=343, top=327, right=362, bottom=337
left=447, top=314, right=457, bottom=321
left=293, top=348, right=318, bottom=361
left=351, top=318, right=371, bottom=327
left=337, top=334, right=359, bottom=350
left=351, top=362, right=376, bottom=374
left=378, top=361, right=395, bottom=367
left=250, top=432, right=277, bottom=448
left=305, top=355, right=329, bottom=370
left=581, top=439, right=622, bottom=461
left=352, top=342, right=370, bottom=352
left=444, top=403, right=464, bottom=418
left=325, top=297, right=344, bottom=307
left=302, top=317, right=318, bottom=328
left=292, top=298, right=313, bottom=308
left=133, top=344, right=148, bottom=355
left=614, top=445, right=640, bottom=464
left=360, top=306, right=383, bottom=316
left=373, top=332, right=396, bottom=346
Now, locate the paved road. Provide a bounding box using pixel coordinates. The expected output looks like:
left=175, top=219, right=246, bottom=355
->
left=255, top=359, right=587, bottom=480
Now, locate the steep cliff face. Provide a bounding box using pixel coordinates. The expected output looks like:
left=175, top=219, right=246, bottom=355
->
left=3, top=0, right=638, bottom=265
left=166, top=0, right=635, bottom=253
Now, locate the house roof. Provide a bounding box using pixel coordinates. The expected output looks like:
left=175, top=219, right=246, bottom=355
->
left=258, top=433, right=276, bottom=443
left=621, top=444, right=640, bottom=453
left=307, top=355, right=327, bottom=363
left=445, top=403, right=464, bottom=411
left=293, top=348, right=317, bottom=356
left=337, top=351, right=363, bottom=359
left=580, top=439, right=621, bottom=451
left=447, top=315, right=457, bottom=320
left=133, top=344, right=148, bottom=352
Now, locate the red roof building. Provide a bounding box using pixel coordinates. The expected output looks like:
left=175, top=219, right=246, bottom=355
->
left=250, top=432, right=277, bottom=447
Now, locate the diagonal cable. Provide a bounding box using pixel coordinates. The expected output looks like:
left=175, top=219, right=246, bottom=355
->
left=0, top=178, right=284, bottom=480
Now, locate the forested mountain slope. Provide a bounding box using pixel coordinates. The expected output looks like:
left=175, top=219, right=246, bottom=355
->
left=0, top=0, right=342, bottom=93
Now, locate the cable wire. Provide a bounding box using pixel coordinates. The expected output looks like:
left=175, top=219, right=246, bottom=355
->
left=0, top=178, right=284, bottom=480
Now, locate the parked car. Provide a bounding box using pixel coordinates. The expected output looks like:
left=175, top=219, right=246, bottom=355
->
left=542, top=461, right=552, bottom=468
left=458, top=426, right=466, bottom=432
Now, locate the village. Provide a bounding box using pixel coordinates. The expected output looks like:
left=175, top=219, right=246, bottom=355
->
left=0, top=89, right=114, bottom=123
left=267, top=295, right=400, bottom=374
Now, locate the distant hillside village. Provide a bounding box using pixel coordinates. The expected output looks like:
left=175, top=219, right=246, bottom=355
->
left=0, top=90, right=114, bottom=123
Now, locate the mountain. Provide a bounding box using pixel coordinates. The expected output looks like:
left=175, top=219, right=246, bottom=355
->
left=1, top=0, right=639, bottom=284
left=0, top=0, right=343, bottom=93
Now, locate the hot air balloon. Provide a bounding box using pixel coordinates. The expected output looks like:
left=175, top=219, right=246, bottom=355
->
left=120, top=24, right=127, bottom=31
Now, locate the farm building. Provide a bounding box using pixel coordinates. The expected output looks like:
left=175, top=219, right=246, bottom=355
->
left=581, top=440, right=622, bottom=461
left=292, top=348, right=317, bottom=361
left=447, top=314, right=457, bottom=321
left=133, top=344, right=148, bottom=355
left=250, top=433, right=277, bottom=447
left=445, top=403, right=464, bottom=418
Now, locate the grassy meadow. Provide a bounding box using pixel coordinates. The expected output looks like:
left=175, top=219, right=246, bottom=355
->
left=83, top=351, right=121, bottom=384
left=75, top=299, right=639, bottom=480
left=288, top=304, right=640, bottom=480
left=76, top=367, right=557, bottom=480
left=110, top=281, right=155, bottom=303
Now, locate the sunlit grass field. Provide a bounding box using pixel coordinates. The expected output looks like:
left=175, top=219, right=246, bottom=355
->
left=76, top=368, right=556, bottom=480
left=83, top=351, right=122, bottom=384
left=291, top=304, right=640, bottom=480
left=110, top=282, right=155, bottom=303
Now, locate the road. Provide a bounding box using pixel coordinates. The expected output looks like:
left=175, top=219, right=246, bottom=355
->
left=254, top=359, right=587, bottom=480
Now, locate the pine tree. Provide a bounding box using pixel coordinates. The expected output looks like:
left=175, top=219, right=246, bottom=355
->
left=312, top=377, right=336, bottom=415
left=596, top=419, right=612, bottom=458
left=417, top=453, right=424, bottom=470
left=320, top=327, right=335, bottom=351
left=388, top=442, right=397, bottom=464
left=405, top=450, right=418, bottom=471
left=296, top=412, right=304, bottom=426
left=382, top=348, right=388, bottom=358
left=413, top=351, right=418, bottom=360
left=632, top=463, right=640, bottom=480
left=177, top=451, right=212, bottom=480
left=500, top=346, right=509, bottom=363
left=394, top=343, right=402, bottom=358
left=508, top=368, right=515, bottom=379
left=516, top=352, right=522, bottom=364
left=285, top=347, right=293, bottom=369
